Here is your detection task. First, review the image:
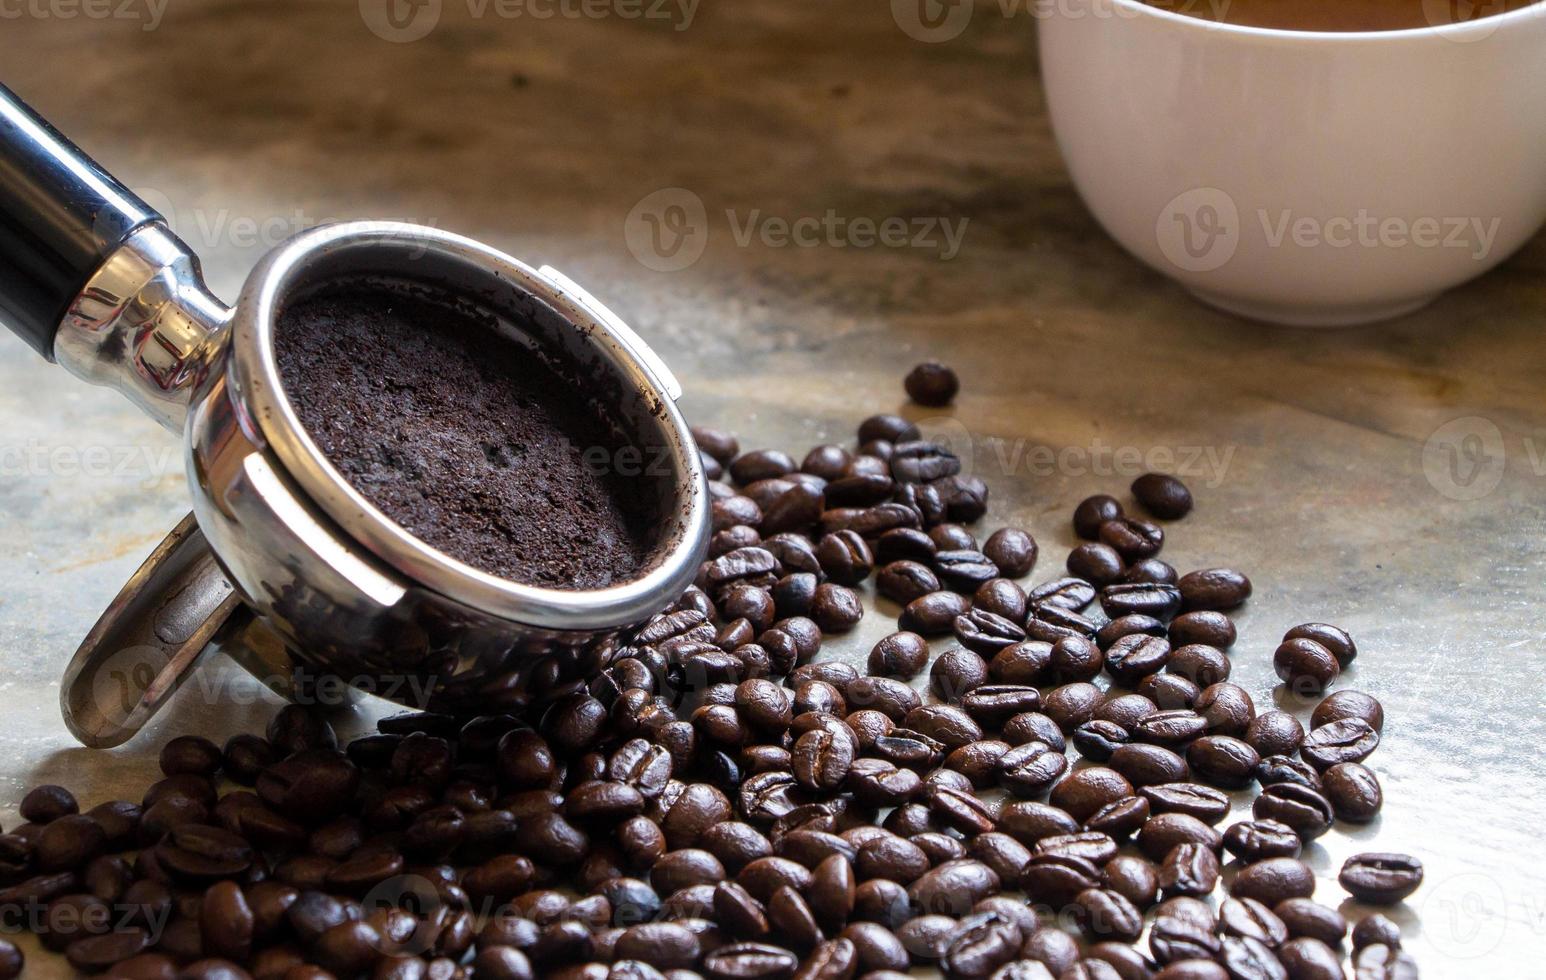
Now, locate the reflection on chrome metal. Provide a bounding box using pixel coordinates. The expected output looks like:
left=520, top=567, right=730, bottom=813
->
left=59, top=513, right=242, bottom=748
left=53, top=223, right=232, bottom=432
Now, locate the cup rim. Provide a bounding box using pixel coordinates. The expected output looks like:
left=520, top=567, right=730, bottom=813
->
left=229, top=220, right=709, bottom=630
left=1104, top=0, right=1546, bottom=42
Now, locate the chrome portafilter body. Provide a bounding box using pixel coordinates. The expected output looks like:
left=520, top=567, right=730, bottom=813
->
left=0, top=86, right=710, bottom=747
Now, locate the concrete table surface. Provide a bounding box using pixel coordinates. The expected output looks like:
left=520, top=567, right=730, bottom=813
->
left=1, top=1, right=1542, bottom=974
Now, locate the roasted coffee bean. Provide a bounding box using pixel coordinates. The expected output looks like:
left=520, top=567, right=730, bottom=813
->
left=1109, top=744, right=1188, bottom=789
left=1097, top=614, right=1167, bottom=651
left=1168, top=610, right=1236, bottom=649
left=890, top=441, right=961, bottom=484
left=960, top=685, right=1042, bottom=729
left=1132, top=473, right=1193, bottom=519
left=1218, top=897, right=1289, bottom=948
left=1101, top=583, right=1182, bottom=622
left=995, top=742, right=1068, bottom=798
left=1029, top=576, right=1098, bottom=612
left=1254, top=756, right=1323, bottom=792
left=1049, top=636, right=1103, bottom=683
left=1098, top=854, right=1158, bottom=910
left=1194, top=681, right=1255, bottom=737
left=1021, top=852, right=1102, bottom=907
left=1073, top=888, right=1143, bottom=942
left=1050, top=768, right=1133, bottom=823
left=1098, top=518, right=1163, bottom=562
left=810, top=584, right=863, bottom=633
left=1322, top=762, right=1383, bottom=822
left=1139, top=783, right=1230, bottom=825
left=931, top=550, right=997, bottom=594
left=1245, top=712, right=1305, bottom=758
left=930, top=523, right=977, bottom=551
left=821, top=503, right=920, bottom=539
left=1137, top=674, right=1199, bottom=711
left=877, top=561, right=941, bottom=605
left=816, top=531, right=874, bottom=586
left=1311, top=691, right=1385, bottom=733
left=1150, top=915, right=1222, bottom=968
left=967, top=832, right=1032, bottom=888
left=1104, top=634, right=1171, bottom=684
left=875, top=527, right=936, bottom=564
left=1253, top=784, right=1335, bottom=840
left=954, top=609, right=1028, bottom=656
left=1072, top=721, right=1130, bottom=763
left=1354, top=943, right=1420, bottom=979
left=1352, top=914, right=1402, bottom=951
left=1085, top=796, right=1150, bottom=840
left=1168, top=645, right=1231, bottom=687
left=1284, top=623, right=1357, bottom=667
left=1222, top=819, right=1302, bottom=864
left=946, top=739, right=1010, bottom=788
left=1176, top=568, right=1251, bottom=612
left=1132, top=709, right=1207, bottom=747
left=908, top=859, right=1001, bottom=917
left=0, top=940, right=19, bottom=980
left=944, top=910, right=1023, bottom=977
left=900, top=591, right=972, bottom=636
left=159, top=736, right=223, bottom=778
left=1159, top=843, right=1219, bottom=898
left=694, top=427, right=740, bottom=464
left=979, top=528, right=1036, bottom=578
left=1067, top=543, right=1126, bottom=588
left=842, top=921, right=909, bottom=972
left=1034, top=831, right=1119, bottom=867
left=1273, top=638, right=1340, bottom=695
left=1278, top=937, right=1345, bottom=980
left=1273, top=898, right=1346, bottom=947
left=1302, top=719, right=1380, bottom=770
left=1339, top=853, right=1423, bottom=904
left=1231, top=858, right=1316, bottom=905
left=35, top=814, right=106, bottom=872
left=792, top=728, right=856, bottom=792
left=64, top=928, right=151, bottom=971
left=1074, top=495, right=1125, bottom=540
left=1136, top=814, right=1220, bottom=863
left=985, top=642, right=1051, bottom=689
left=1219, top=936, right=1286, bottom=980
left=267, top=705, right=338, bottom=755
left=1043, top=683, right=1103, bottom=733
left=731, top=450, right=797, bottom=486
left=1186, top=736, right=1259, bottom=788
left=20, top=785, right=78, bottom=824
left=930, top=649, right=991, bottom=702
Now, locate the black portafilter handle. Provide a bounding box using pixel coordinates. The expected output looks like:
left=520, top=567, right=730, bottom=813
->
left=0, top=83, right=162, bottom=361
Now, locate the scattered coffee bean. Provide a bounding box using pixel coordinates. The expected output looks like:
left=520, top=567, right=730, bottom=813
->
left=905, top=361, right=959, bottom=406
left=1339, top=853, right=1423, bottom=904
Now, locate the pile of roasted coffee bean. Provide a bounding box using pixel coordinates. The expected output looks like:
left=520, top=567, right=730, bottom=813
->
left=0, top=365, right=1423, bottom=979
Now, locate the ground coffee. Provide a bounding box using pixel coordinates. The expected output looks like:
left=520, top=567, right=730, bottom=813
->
left=274, top=283, right=651, bottom=590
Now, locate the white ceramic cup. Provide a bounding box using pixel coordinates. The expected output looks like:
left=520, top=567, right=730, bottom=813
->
left=1039, top=0, right=1546, bottom=325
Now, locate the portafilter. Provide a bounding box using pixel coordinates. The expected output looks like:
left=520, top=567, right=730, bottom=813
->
left=0, top=84, right=710, bottom=748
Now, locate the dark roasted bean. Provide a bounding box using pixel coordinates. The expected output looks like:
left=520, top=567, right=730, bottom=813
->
left=1067, top=543, right=1126, bottom=588
left=1140, top=783, right=1231, bottom=825
left=1074, top=496, right=1124, bottom=540
left=1253, top=784, right=1335, bottom=841
left=900, top=591, right=972, bottom=636
left=1168, top=611, right=1236, bottom=649
left=1273, top=638, right=1339, bottom=696
left=1339, top=853, right=1423, bottom=905
left=1231, top=858, right=1316, bottom=906
left=876, top=561, right=941, bottom=605
left=1322, top=763, right=1383, bottom=822
left=1101, top=582, right=1182, bottom=622
left=1302, top=719, right=1380, bottom=770
left=1245, top=712, right=1305, bottom=758
left=1284, top=623, right=1357, bottom=666
left=1351, top=914, right=1402, bottom=951
left=1222, top=820, right=1302, bottom=864
left=1132, top=473, right=1193, bottom=519
left=1176, top=568, right=1251, bottom=611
